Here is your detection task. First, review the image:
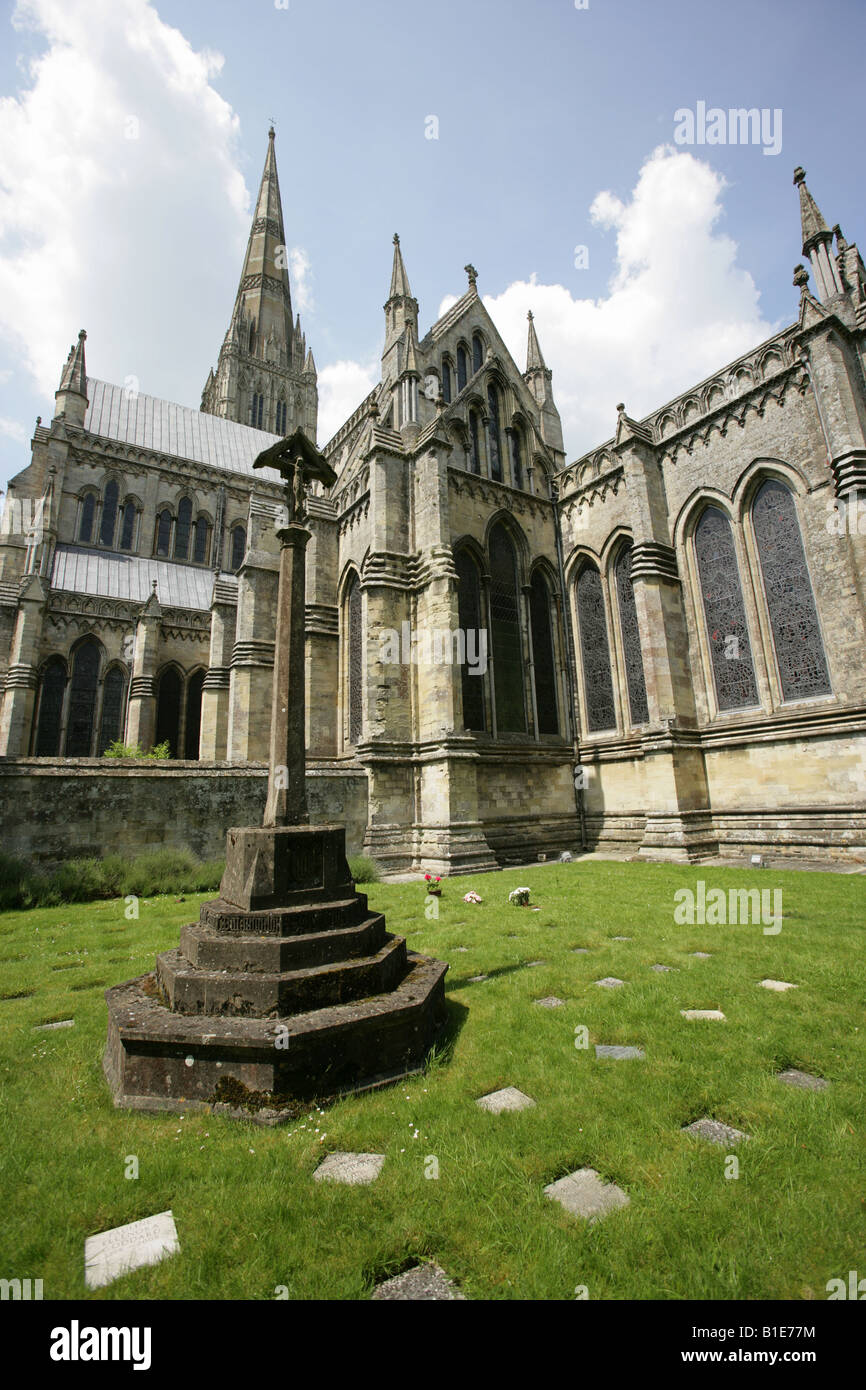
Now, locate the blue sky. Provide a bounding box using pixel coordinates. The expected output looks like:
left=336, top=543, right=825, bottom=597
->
left=1, top=0, right=864, bottom=494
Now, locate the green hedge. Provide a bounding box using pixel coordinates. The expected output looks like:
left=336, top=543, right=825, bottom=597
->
left=0, top=848, right=224, bottom=911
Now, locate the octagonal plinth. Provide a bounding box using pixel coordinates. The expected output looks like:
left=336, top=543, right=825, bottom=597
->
left=103, top=823, right=448, bottom=1116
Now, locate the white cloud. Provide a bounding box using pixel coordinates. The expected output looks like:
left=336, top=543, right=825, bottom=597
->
left=478, top=145, right=779, bottom=458
left=0, top=417, right=27, bottom=443
left=0, top=0, right=248, bottom=404
left=289, top=247, right=314, bottom=315
left=317, top=359, right=378, bottom=447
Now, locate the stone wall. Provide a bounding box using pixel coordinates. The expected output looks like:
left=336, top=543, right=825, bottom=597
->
left=0, top=759, right=368, bottom=867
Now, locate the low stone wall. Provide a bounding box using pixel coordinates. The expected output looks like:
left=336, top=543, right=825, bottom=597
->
left=0, top=758, right=369, bottom=867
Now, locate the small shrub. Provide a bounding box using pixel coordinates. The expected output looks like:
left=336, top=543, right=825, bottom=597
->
left=348, top=855, right=381, bottom=884
left=102, top=740, right=172, bottom=760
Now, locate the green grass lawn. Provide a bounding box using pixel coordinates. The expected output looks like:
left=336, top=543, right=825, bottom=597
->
left=0, top=859, right=863, bottom=1300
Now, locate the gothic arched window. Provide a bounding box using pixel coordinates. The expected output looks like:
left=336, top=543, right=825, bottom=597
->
left=442, top=359, right=452, bottom=404
left=489, top=522, right=526, bottom=733
left=193, top=517, right=210, bottom=565
left=230, top=525, right=246, bottom=572
left=276, top=399, right=287, bottom=435
left=469, top=411, right=482, bottom=474
left=33, top=657, right=66, bottom=756
left=751, top=479, right=831, bottom=701
left=509, top=427, right=524, bottom=490
left=530, top=571, right=559, bottom=735
left=487, top=384, right=502, bottom=483
left=694, top=506, right=759, bottom=711
left=454, top=549, right=486, bottom=732
left=155, top=667, right=182, bottom=756
left=346, top=574, right=363, bottom=745
left=456, top=345, right=468, bottom=393
left=65, top=639, right=101, bottom=756
left=576, top=564, right=616, bottom=732
left=184, top=670, right=205, bottom=759
left=174, top=497, right=193, bottom=561
left=155, top=509, right=172, bottom=557
left=250, top=392, right=264, bottom=429
left=119, top=501, right=136, bottom=552
left=100, top=480, right=119, bottom=548
left=78, top=493, right=96, bottom=544
left=614, top=544, right=649, bottom=725
left=472, top=334, right=484, bottom=374
left=98, top=666, right=127, bottom=753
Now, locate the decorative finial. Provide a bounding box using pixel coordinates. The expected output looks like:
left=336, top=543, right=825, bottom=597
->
left=616, top=402, right=626, bottom=413
left=465, top=263, right=478, bottom=288
left=393, top=233, right=400, bottom=246
left=793, top=166, right=806, bottom=186
left=36, top=415, right=41, bottom=427
left=793, top=263, right=809, bottom=290
left=527, top=310, right=534, bottom=322
left=78, top=329, right=86, bottom=341
left=151, top=579, right=158, bottom=595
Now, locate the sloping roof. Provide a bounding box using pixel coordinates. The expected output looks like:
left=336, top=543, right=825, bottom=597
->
left=84, top=378, right=285, bottom=482
left=51, top=544, right=217, bottom=611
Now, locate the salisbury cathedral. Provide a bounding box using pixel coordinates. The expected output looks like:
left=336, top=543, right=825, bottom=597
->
left=1, top=131, right=864, bottom=871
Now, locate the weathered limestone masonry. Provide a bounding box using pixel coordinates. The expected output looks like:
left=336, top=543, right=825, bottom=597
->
left=555, top=170, right=866, bottom=860
left=1, top=137, right=865, bottom=871
left=0, top=760, right=368, bottom=866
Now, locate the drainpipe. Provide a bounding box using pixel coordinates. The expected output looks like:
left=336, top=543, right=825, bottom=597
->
left=549, top=478, right=586, bottom=850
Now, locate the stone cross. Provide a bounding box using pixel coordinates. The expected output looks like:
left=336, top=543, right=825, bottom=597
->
left=253, top=429, right=336, bottom=828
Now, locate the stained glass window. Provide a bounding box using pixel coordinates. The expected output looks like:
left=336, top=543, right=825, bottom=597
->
left=530, top=571, right=559, bottom=735
left=193, top=517, right=209, bottom=565
left=155, top=509, right=172, bottom=557
left=751, top=479, right=831, bottom=701
left=456, top=346, right=467, bottom=393
left=98, top=666, right=126, bottom=753
left=455, top=549, right=486, bottom=732
left=694, top=507, right=759, bottom=711
left=615, top=545, right=649, bottom=725
left=230, top=526, right=246, bottom=572
left=79, top=493, right=95, bottom=543
left=347, top=574, right=363, bottom=745
left=175, top=497, right=193, bottom=561
left=184, top=670, right=205, bottom=759
left=34, top=658, right=66, bottom=755
left=472, top=335, right=483, bottom=374
left=119, top=502, right=136, bottom=551
left=510, top=428, right=523, bottom=490
left=576, top=565, right=616, bottom=732
left=155, top=667, right=182, bottom=756
left=66, top=640, right=100, bottom=756
left=100, top=480, right=119, bottom=548
left=469, top=411, right=482, bottom=474
left=487, top=385, right=502, bottom=483
left=276, top=399, right=287, bottom=434
left=442, top=359, right=452, bottom=403
left=489, top=523, right=526, bottom=733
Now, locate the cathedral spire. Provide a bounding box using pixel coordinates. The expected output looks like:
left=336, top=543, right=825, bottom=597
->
left=525, top=310, right=546, bottom=372
left=382, top=233, right=419, bottom=377
left=201, top=128, right=317, bottom=442
left=54, top=330, right=88, bottom=426
left=793, top=167, right=843, bottom=301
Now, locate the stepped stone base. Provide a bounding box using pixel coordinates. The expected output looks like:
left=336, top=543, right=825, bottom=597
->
left=104, top=823, right=447, bottom=1115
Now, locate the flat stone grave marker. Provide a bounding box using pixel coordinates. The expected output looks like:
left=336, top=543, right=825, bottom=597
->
left=760, top=979, right=797, bottom=992
left=84, top=1210, right=180, bottom=1290
left=596, top=977, right=624, bottom=989
left=683, top=1118, right=750, bottom=1146
left=525, top=960, right=545, bottom=967
left=454, top=947, right=469, bottom=953
left=571, top=947, right=590, bottom=954
left=681, top=1008, right=725, bottom=1020
left=534, top=996, right=565, bottom=1009
left=372, top=1263, right=466, bottom=1300
left=595, top=1044, right=645, bottom=1060
left=476, top=1086, right=535, bottom=1114
left=778, top=1068, right=829, bottom=1091
left=690, top=952, right=712, bottom=959
left=33, top=1018, right=74, bottom=1031
left=650, top=964, right=674, bottom=973
left=467, top=974, right=489, bottom=983
left=313, top=1152, right=385, bottom=1185
left=544, top=1168, right=630, bottom=1223
left=611, top=936, right=632, bottom=941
